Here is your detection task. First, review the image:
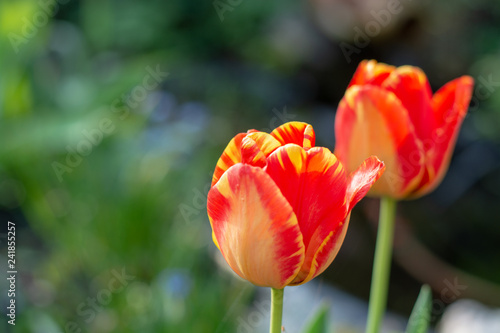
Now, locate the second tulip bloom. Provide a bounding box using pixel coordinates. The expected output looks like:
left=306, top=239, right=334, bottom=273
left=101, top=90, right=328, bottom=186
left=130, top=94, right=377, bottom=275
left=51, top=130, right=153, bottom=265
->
left=335, top=60, right=474, bottom=199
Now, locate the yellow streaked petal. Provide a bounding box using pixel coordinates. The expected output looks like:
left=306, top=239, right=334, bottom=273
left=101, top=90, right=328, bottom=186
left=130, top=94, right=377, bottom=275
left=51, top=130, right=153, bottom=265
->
left=207, top=164, right=305, bottom=288
left=270, top=121, right=316, bottom=148
left=241, top=136, right=267, bottom=168
left=245, top=131, right=281, bottom=156
left=290, top=214, right=350, bottom=285
left=266, top=145, right=349, bottom=284
left=211, top=133, right=246, bottom=187
left=303, top=124, right=315, bottom=149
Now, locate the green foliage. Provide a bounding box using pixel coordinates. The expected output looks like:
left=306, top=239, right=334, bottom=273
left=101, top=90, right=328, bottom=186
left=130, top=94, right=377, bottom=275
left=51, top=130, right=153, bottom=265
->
left=302, top=303, right=331, bottom=333
left=405, top=285, right=432, bottom=333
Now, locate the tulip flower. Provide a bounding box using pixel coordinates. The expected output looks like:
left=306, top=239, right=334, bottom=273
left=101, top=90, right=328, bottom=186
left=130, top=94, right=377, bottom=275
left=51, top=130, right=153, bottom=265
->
left=208, top=122, right=385, bottom=289
left=333, top=60, right=474, bottom=333
left=335, top=59, right=474, bottom=199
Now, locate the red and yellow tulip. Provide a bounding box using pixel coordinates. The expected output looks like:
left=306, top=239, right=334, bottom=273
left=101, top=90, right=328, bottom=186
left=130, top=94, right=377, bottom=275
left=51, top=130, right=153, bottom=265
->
left=335, top=60, right=474, bottom=199
left=207, top=122, right=385, bottom=289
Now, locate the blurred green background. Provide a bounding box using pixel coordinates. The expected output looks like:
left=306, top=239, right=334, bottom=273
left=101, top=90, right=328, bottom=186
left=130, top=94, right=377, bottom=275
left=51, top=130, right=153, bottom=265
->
left=1, top=0, right=500, bottom=332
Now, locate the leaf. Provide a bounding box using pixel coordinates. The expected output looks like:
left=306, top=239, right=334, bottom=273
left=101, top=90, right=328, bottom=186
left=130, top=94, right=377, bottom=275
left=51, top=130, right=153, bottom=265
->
left=405, top=284, right=432, bottom=333
left=302, top=303, right=330, bottom=333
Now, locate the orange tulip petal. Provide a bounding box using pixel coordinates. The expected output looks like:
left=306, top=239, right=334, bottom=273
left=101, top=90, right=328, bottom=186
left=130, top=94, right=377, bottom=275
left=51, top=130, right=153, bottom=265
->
left=266, top=145, right=348, bottom=284
left=241, top=137, right=267, bottom=168
left=335, top=86, right=425, bottom=198
left=207, top=164, right=305, bottom=288
left=270, top=122, right=316, bottom=148
left=382, top=66, right=434, bottom=141
left=290, top=156, right=384, bottom=285
left=245, top=131, right=282, bottom=156
left=346, top=156, right=386, bottom=209
left=211, top=133, right=246, bottom=187
left=433, top=76, right=474, bottom=130
left=291, top=214, right=351, bottom=286
left=348, top=60, right=395, bottom=88
left=410, top=76, right=474, bottom=197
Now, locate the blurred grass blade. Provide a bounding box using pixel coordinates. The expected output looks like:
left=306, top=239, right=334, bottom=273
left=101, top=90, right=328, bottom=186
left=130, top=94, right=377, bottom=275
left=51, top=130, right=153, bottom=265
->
left=405, top=285, right=432, bottom=333
left=302, top=303, right=330, bottom=333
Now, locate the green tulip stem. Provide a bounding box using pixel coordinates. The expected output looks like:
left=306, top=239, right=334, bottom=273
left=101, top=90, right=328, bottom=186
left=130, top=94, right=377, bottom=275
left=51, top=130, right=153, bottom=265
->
left=365, top=196, right=397, bottom=333
left=270, top=288, right=284, bottom=333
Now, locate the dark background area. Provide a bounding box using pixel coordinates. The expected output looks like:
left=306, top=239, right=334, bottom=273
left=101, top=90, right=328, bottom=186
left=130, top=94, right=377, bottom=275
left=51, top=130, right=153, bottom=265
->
left=0, top=0, right=499, bottom=331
